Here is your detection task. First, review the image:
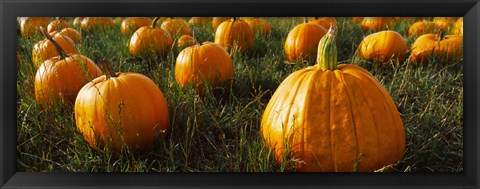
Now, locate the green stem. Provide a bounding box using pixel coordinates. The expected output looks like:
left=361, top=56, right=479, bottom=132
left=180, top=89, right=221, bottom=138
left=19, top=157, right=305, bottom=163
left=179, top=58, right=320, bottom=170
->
left=316, top=26, right=338, bottom=71
left=99, top=58, right=117, bottom=80
left=39, top=26, right=68, bottom=60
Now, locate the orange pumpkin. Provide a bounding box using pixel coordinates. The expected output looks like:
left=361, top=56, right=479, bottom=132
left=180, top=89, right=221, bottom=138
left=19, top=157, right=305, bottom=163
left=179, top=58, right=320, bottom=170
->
left=73, top=17, right=85, bottom=27
left=32, top=27, right=78, bottom=67
left=452, top=17, right=463, bottom=36
left=129, top=17, right=173, bottom=58
left=432, top=17, right=458, bottom=31
left=284, top=17, right=328, bottom=62
left=410, top=31, right=463, bottom=65
left=212, top=17, right=229, bottom=31
left=74, top=59, right=170, bottom=151
left=160, top=17, right=192, bottom=39
left=49, top=27, right=82, bottom=43
left=177, top=35, right=197, bottom=50
left=121, top=17, right=152, bottom=35
left=262, top=28, right=405, bottom=172
left=47, top=18, right=72, bottom=33
left=20, top=17, right=50, bottom=37
left=408, top=21, right=440, bottom=37
left=356, top=30, right=408, bottom=64
left=80, top=17, right=115, bottom=31
left=361, top=17, right=394, bottom=31
left=351, top=17, right=363, bottom=23
left=214, top=17, right=254, bottom=53
left=175, top=42, right=234, bottom=93
left=188, top=17, right=212, bottom=26
left=34, top=28, right=102, bottom=106
left=243, top=17, right=272, bottom=36
left=308, top=17, right=337, bottom=30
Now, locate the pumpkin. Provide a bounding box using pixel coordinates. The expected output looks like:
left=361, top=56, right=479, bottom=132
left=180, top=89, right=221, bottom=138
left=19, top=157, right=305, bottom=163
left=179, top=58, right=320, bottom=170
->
left=361, top=17, right=394, bottom=31
left=356, top=30, right=408, bottom=64
left=351, top=17, right=363, bottom=23
left=175, top=42, right=234, bottom=93
left=308, top=17, right=337, bottom=30
left=432, top=17, right=458, bottom=31
left=73, top=17, right=85, bottom=27
left=32, top=27, right=78, bottom=67
left=284, top=17, right=328, bottom=62
left=261, top=28, right=405, bottom=172
left=121, top=17, right=152, bottom=35
left=80, top=17, right=115, bottom=31
left=452, top=17, right=463, bottom=36
left=214, top=17, right=255, bottom=53
left=177, top=35, right=197, bottom=50
left=129, top=17, right=173, bottom=58
left=20, top=17, right=50, bottom=37
left=49, top=27, right=82, bottom=43
left=188, top=17, right=212, bottom=26
left=74, top=59, right=170, bottom=151
left=47, top=18, right=72, bottom=33
left=410, top=31, right=463, bottom=65
left=243, top=17, right=272, bottom=36
left=34, top=28, right=102, bottom=106
left=212, top=17, right=229, bottom=31
left=408, top=21, right=440, bottom=37
left=160, top=17, right=192, bottom=39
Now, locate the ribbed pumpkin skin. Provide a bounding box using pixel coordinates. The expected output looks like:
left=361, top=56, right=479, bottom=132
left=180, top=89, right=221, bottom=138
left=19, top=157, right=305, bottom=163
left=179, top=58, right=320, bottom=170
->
left=214, top=19, right=255, bottom=53
left=432, top=17, right=458, bottom=30
left=408, top=21, right=440, bottom=37
left=361, top=17, right=394, bottom=31
left=410, top=33, right=463, bottom=65
left=356, top=30, right=408, bottom=64
left=452, top=17, right=463, bottom=36
left=20, top=17, right=50, bottom=37
left=261, top=64, right=405, bottom=172
left=47, top=19, right=72, bottom=34
left=212, top=17, right=229, bottom=30
left=32, top=35, right=77, bottom=67
left=175, top=43, right=234, bottom=92
left=129, top=26, right=173, bottom=57
left=80, top=17, right=115, bottom=31
left=74, top=72, right=170, bottom=151
left=121, top=17, right=152, bottom=35
left=284, top=23, right=328, bottom=62
left=34, top=55, right=102, bottom=106
left=243, top=17, right=272, bottom=36
left=50, top=28, right=82, bottom=43
left=161, top=18, right=192, bottom=39
left=308, top=17, right=337, bottom=30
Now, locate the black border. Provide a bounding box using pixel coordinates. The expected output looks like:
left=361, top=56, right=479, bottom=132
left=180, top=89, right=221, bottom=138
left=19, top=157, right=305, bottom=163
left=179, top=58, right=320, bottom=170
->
left=1, top=0, right=479, bottom=188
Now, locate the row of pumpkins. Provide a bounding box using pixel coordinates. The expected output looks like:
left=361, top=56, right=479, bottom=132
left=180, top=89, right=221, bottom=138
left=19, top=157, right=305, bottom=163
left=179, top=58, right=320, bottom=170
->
left=18, top=16, right=462, bottom=172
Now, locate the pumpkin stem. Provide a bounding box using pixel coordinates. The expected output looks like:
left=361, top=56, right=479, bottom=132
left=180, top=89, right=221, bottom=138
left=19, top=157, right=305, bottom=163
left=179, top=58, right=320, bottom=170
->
left=151, top=17, right=160, bottom=28
left=233, top=17, right=237, bottom=22
left=316, top=26, right=338, bottom=71
left=99, top=58, right=117, bottom=80
left=39, top=26, right=68, bottom=60
left=436, top=30, right=445, bottom=41
left=304, top=17, right=308, bottom=23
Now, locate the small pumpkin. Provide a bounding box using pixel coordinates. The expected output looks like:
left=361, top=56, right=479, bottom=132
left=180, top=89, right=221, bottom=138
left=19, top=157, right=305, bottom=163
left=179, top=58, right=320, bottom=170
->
left=47, top=17, right=72, bottom=34
left=212, top=17, right=229, bottom=31
left=80, top=17, right=115, bottom=31
left=129, top=17, right=173, bottom=58
left=49, top=27, right=82, bottom=43
left=20, top=17, right=50, bottom=37
left=432, top=17, right=458, bottom=31
left=408, top=21, right=440, bottom=37
left=188, top=17, right=212, bottom=26
left=410, top=31, right=463, bottom=65
left=74, top=59, right=170, bottom=152
left=175, top=42, right=234, bottom=93
left=160, top=17, right=192, bottom=39
left=356, top=30, right=408, bottom=64
left=308, top=17, right=337, bottom=30
left=34, top=27, right=102, bottom=106
left=261, top=28, right=405, bottom=172
left=32, top=27, right=78, bottom=67
left=121, top=17, right=152, bottom=35
left=73, top=17, right=85, bottom=27
left=177, top=35, right=197, bottom=50
left=214, top=17, right=255, bottom=53
left=243, top=17, right=272, bottom=36
left=451, top=17, right=463, bottom=36
left=361, top=17, right=394, bottom=31
left=284, top=17, right=328, bottom=62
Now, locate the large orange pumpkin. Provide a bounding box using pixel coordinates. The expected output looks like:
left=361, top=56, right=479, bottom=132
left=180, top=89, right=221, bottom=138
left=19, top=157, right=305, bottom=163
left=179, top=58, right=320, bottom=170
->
left=74, top=59, right=170, bottom=152
left=175, top=42, right=234, bottom=93
left=121, top=17, right=152, bottom=35
left=408, top=21, right=440, bottom=37
left=129, top=17, right=173, bottom=58
left=451, top=17, right=463, bottom=36
left=410, top=31, right=463, bottom=65
left=49, top=27, right=82, bottom=43
left=361, top=17, right=394, bottom=31
left=284, top=17, right=328, bottom=62
left=32, top=27, right=78, bottom=67
left=20, top=17, right=50, bottom=37
left=160, top=17, right=192, bottom=39
left=47, top=18, right=72, bottom=33
left=243, top=17, right=272, bottom=36
left=80, top=17, right=115, bottom=31
left=356, top=30, right=408, bottom=64
left=261, top=28, right=405, bottom=172
left=34, top=29, right=102, bottom=106
left=214, top=17, right=255, bottom=53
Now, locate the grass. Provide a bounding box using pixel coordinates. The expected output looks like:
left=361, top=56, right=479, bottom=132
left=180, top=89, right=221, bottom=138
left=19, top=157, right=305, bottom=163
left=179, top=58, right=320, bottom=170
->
left=17, top=17, right=463, bottom=172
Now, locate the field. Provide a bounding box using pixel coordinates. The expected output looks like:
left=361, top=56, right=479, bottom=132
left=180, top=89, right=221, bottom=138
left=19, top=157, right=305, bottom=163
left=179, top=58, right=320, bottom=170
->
left=16, top=17, right=463, bottom=172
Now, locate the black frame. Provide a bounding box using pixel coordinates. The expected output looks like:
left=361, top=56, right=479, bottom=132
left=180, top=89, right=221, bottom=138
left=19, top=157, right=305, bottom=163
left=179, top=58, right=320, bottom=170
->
left=1, top=0, right=479, bottom=188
